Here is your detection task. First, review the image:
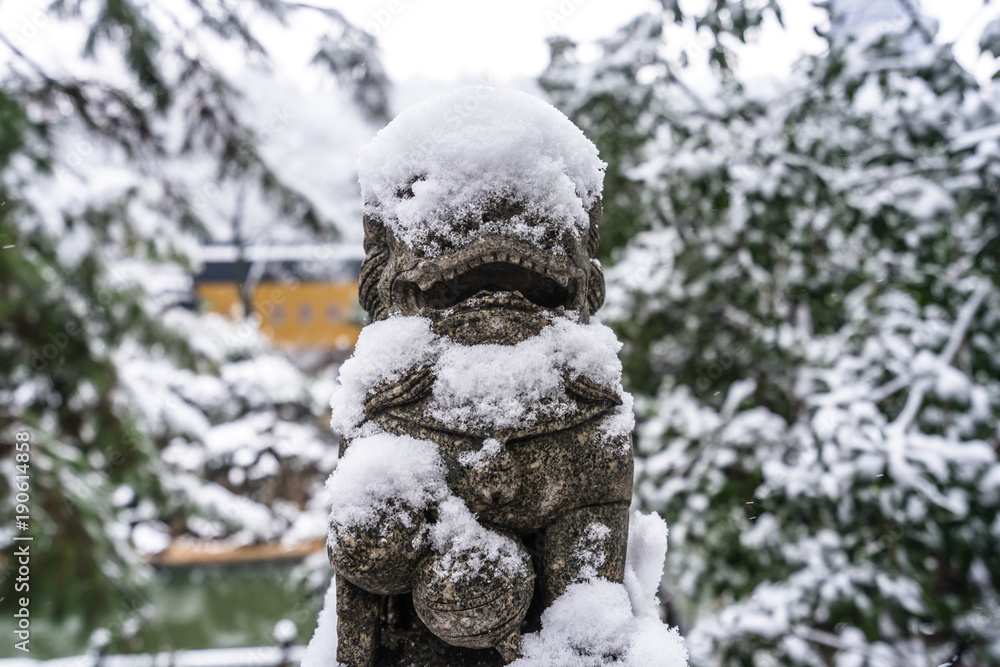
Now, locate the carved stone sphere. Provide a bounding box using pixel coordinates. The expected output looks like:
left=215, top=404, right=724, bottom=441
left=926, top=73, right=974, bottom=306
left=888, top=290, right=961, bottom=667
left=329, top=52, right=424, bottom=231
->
left=328, top=501, right=429, bottom=595
left=412, top=538, right=534, bottom=650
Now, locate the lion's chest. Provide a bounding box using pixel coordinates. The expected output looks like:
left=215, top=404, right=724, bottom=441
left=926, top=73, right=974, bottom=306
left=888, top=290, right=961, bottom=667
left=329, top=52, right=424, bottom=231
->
left=371, top=397, right=633, bottom=535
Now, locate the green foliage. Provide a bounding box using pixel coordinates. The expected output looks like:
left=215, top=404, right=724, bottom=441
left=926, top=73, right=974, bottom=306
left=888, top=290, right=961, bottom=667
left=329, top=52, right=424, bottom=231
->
left=0, top=0, right=385, bottom=639
left=544, top=4, right=1000, bottom=665
left=541, top=2, right=780, bottom=263
left=540, top=17, right=665, bottom=262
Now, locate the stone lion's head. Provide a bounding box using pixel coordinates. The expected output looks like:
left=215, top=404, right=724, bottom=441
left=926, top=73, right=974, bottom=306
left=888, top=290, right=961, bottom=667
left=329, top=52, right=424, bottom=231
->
left=356, top=86, right=607, bottom=346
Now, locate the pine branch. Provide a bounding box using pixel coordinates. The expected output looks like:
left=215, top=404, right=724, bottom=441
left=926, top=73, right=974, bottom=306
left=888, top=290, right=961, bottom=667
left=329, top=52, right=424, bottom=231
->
left=893, top=0, right=934, bottom=45
left=0, top=30, right=55, bottom=81
left=889, top=282, right=991, bottom=435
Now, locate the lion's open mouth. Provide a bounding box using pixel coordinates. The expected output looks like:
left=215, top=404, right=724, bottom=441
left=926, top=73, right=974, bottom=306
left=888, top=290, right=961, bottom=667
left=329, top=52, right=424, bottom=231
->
left=413, top=262, right=570, bottom=310
left=394, top=242, right=584, bottom=313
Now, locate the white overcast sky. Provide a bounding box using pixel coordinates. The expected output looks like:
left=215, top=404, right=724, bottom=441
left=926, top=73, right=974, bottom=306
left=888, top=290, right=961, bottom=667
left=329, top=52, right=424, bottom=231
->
left=2, top=0, right=996, bottom=98
left=324, top=0, right=999, bottom=88
left=0, top=0, right=996, bottom=245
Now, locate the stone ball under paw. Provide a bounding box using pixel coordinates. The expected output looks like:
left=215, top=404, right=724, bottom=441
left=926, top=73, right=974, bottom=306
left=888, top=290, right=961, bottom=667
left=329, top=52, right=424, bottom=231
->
left=412, top=535, right=534, bottom=650
left=328, top=502, right=429, bottom=595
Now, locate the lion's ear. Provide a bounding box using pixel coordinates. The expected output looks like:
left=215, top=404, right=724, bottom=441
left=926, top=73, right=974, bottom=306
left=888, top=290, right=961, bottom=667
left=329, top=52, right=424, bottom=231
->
left=586, top=199, right=602, bottom=259
left=360, top=214, right=390, bottom=322
left=584, top=199, right=604, bottom=316
left=587, top=259, right=605, bottom=316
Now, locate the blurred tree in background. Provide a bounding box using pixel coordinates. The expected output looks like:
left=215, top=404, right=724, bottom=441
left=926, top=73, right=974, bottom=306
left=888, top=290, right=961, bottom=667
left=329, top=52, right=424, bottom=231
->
left=544, top=1, right=1000, bottom=665
left=0, top=0, right=387, bottom=646
left=1, top=0, right=998, bottom=662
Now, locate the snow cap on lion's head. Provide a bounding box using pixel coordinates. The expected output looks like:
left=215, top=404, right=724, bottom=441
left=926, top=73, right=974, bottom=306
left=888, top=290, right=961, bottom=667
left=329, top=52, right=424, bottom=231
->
left=357, top=86, right=606, bottom=256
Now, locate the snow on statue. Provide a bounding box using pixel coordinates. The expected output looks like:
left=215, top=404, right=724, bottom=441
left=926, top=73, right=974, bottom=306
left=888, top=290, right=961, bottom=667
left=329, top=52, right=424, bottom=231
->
left=302, top=87, right=687, bottom=666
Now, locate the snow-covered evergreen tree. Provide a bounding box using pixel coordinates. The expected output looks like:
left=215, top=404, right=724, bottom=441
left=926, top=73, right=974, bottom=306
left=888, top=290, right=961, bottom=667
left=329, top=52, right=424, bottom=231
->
left=544, top=3, right=1000, bottom=665
left=0, top=0, right=384, bottom=640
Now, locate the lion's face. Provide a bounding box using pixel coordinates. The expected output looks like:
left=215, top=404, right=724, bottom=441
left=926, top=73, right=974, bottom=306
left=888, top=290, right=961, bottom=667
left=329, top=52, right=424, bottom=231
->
left=359, top=202, right=606, bottom=346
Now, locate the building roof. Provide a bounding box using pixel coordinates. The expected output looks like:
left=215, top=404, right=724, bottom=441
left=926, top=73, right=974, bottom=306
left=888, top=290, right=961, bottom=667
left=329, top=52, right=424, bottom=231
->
left=195, top=244, right=365, bottom=283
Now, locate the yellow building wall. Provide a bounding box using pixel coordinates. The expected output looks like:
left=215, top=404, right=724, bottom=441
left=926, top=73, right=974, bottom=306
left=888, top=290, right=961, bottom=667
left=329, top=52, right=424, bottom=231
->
left=196, top=281, right=362, bottom=349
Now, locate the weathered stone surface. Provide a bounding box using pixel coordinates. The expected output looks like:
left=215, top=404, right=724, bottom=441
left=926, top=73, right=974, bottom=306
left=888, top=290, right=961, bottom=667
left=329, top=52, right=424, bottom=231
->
left=328, top=193, right=633, bottom=665
left=327, top=88, right=633, bottom=665
left=327, top=499, right=427, bottom=595
left=412, top=536, right=534, bottom=650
